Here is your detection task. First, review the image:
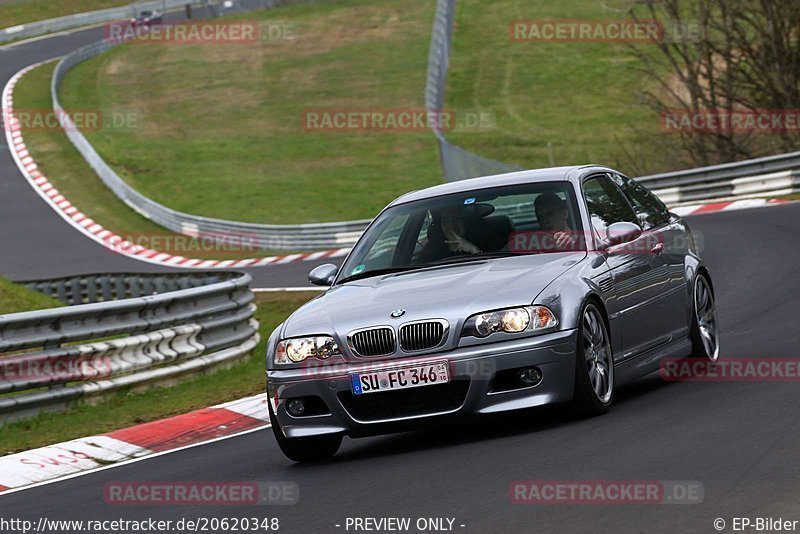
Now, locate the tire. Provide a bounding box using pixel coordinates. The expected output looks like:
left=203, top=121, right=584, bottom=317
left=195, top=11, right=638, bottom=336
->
left=689, top=273, right=720, bottom=361
left=571, top=301, right=614, bottom=416
left=268, top=404, right=342, bottom=462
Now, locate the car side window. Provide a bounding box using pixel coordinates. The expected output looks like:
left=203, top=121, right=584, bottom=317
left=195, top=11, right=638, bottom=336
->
left=362, top=212, right=411, bottom=268
left=583, top=175, right=640, bottom=241
left=611, top=173, right=670, bottom=229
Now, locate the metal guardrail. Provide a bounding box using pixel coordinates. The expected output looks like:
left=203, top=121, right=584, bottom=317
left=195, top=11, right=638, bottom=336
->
left=0, top=272, right=259, bottom=423
left=639, top=154, right=800, bottom=205
left=425, top=0, right=800, bottom=202
left=424, top=0, right=522, bottom=182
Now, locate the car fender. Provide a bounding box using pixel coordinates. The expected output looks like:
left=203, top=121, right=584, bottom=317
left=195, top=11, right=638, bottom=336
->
left=532, top=254, right=622, bottom=362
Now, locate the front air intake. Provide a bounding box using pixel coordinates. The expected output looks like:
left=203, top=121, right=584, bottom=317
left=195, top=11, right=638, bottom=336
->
left=349, top=327, right=396, bottom=357
left=399, top=320, right=448, bottom=352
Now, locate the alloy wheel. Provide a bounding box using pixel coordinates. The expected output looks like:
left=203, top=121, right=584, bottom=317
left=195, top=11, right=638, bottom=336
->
left=582, top=306, right=613, bottom=403
left=694, top=276, right=719, bottom=361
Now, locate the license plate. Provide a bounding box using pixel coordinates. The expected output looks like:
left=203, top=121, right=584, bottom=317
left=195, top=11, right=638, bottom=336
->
left=350, top=361, right=450, bottom=395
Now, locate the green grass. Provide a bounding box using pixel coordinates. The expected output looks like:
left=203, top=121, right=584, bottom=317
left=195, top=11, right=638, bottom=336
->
left=0, top=291, right=317, bottom=454
left=445, top=0, right=666, bottom=173
left=58, top=0, right=442, bottom=224
left=52, top=0, right=686, bottom=232
left=14, top=63, right=177, bottom=236
left=0, top=277, right=63, bottom=314
left=0, top=0, right=129, bottom=29
left=14, top=63, right=299, bottom=258
left=34, top=0, right=770, bottom=237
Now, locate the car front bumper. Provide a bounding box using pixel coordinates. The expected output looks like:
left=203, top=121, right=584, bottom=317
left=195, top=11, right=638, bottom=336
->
left=267, top=329, right=578, bottom=439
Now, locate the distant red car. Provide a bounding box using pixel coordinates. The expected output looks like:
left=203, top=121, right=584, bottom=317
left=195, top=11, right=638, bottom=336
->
left=130, top=10, right=163, bottom=27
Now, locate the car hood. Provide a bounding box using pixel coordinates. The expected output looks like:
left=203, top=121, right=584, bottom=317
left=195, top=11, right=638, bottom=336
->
left=283, top=252, right=585, bottom=340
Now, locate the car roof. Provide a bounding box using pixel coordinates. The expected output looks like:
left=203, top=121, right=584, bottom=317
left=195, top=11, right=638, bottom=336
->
left=388, top=164, right=614, bottom=206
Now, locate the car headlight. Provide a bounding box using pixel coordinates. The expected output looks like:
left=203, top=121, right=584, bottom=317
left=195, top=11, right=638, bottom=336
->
left=274, top=336, right=340, bottom=364
left=462, top=306, right=557, bottom=338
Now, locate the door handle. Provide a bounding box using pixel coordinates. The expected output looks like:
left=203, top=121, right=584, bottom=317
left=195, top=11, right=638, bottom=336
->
left=650, top=242, right=664, bottom=255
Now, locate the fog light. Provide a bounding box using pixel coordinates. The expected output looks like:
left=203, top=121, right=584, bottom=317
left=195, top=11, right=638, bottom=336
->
left=518, top=367, right=542, bottom=387
left=286, top=399, right=306, bottom=417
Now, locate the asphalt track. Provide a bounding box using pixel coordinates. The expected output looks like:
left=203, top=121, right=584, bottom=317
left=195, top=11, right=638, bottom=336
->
left=2, top=202, right=799, bottom=533
left=0, top=5, right=339, bottom=288
left=2, top=6, right=800, bottom=534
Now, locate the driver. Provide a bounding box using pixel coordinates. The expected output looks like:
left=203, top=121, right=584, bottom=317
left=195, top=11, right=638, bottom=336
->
left=441, top=206, right=481, bottom=254
left=417, top=206, right=481, bottom=263
left=534, top=192, right=576, bottom=250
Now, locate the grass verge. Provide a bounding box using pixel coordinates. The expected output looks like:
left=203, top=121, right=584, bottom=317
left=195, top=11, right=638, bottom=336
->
left=0, top=276, right=63, bottom=314
left=52, top=0, right=683, bottom=232
left=0, top=291, right=317, bottom=455
left=445, top=0, right=664, bottom=173
left=13, top=62, right=300, bottom=258
left=22, top=0, right=791, bottom=238
left=57, top=0, right=442, bottom=224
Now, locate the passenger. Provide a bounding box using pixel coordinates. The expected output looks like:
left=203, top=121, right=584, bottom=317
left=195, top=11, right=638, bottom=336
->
left=534, top=192, right=576, bottom=250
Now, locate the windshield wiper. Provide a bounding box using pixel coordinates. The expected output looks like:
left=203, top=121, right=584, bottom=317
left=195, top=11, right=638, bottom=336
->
left=420, top=251, right=520, bottom=266
left=337, top=253, right=522, bottom=284
left=336, top=266, right=421, bottom=284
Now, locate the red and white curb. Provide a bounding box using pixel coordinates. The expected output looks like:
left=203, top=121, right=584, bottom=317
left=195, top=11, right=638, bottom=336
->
left=1, top=61, right=350, bottom=269
left=0, top=394, right=269, bottom=495
left=670, top=198, right=789, bottom=217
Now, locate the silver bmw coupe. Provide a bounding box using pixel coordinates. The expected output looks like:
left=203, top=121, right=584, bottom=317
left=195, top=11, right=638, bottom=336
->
left=265, top=166, right=719, bottom=461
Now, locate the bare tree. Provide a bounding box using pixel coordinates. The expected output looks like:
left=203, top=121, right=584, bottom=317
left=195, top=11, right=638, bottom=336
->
left=627, top=0, right=800, bottom=167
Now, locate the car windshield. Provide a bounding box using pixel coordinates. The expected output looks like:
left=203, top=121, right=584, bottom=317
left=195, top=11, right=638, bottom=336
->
left=337, top=181, right=584, bottom=283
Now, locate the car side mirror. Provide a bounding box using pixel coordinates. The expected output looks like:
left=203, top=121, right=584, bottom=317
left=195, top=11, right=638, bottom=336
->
left=603, top=221, right=642, bottom=248
left=308, top=263, right=339, bottom=286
